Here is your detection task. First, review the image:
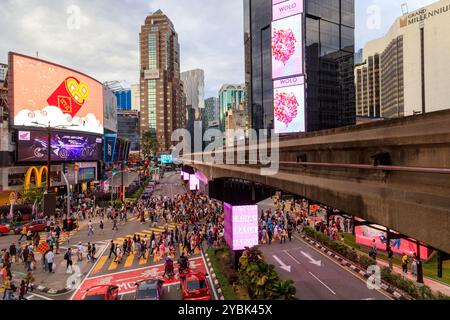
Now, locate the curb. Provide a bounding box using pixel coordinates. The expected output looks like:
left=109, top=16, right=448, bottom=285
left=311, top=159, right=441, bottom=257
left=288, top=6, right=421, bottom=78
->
left=203, top=251, right=225, bottom=300
left=298, top=233, right=409, bottom=301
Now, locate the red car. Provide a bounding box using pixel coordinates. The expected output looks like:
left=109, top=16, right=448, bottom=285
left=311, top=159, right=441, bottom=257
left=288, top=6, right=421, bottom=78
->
left=82, top=285, right=119, bottom=300
left=0, top=224, right=11, bottom=236
left=14, top=219, right=49, bottom=234
left=180, top=271, right=211, bottom=301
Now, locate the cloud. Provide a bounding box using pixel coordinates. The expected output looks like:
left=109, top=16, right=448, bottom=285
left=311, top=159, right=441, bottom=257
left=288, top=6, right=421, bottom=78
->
left=0, top=0, right=244, bottom=99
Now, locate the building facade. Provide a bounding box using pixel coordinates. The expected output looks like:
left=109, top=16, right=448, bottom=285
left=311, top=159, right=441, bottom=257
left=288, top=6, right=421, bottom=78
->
left=205, top=97, right=220, bottom=128
left=244, top=0, right=356, bottom=133
left=115, top=90, right=132, bottom=111
left=139, top=10, right=183, bottom=152
left=356, top=0, right=450, bottom=119
left=0, top=64, right=7, bottom=83
left=218, top=84, right=246, bottom=132
left=180, top=69, right=205, bottom=112
left=117, top=110, right=140, bottom=152
left=131, top=84, right=141, bottom=112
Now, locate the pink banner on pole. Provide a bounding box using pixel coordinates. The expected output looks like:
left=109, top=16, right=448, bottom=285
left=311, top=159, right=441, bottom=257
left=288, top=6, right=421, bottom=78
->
left=224, top=203, right=259, bottom=251
left=189, top=174, right=200, bottom=191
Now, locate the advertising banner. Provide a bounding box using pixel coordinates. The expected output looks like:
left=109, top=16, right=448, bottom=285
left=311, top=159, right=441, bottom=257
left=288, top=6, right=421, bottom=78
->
left=274, top=82, right=306, bottom=134
left=183, top=172, right=190, bottom=181
left=272, top=14, right=303, bottom=80
left=160, top=154, right=173, bottom=164
left=17, top=130, right=102, bottom=163
left=273, top=0, right=304, bottom=21
left=10, top=53, right=104, bottom=135
left=189, top=174, right=200, bottom=191
left=224, top=203, right=259, bottom=251
left=355, top=224, right=431, bottom=259
left=103, top=134, right=117, bottom=164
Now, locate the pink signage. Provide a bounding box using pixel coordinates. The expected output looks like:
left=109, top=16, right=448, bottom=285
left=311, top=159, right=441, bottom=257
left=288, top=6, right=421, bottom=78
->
left=274, top=83, right=306, bottom=134
left=183, top=172, right=190, bottom=181
left=355, top=225, right=431, bottom=259
left=272, top=14, right=303, bottom=80
left=189, top=174, right=200, bottom=191
left=273, top=0, right=304, bottom=21
left=273, top=0, right=287, bottom=4
left=224, top=203, right=259, bottom=251
left=195, top=171, right=208, bottom=185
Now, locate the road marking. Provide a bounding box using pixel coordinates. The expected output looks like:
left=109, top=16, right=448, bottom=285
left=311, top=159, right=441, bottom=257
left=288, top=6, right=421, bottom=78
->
left=283, top=250, right=302, bottom=265
left=200, top=248, right=218, bottom=301
left=124, top=253, right=136, bottom=268
left=301, top=251, right=322, bottom=267
left=139, top=255, right=148, bottom=265
left=309, top=272, right=336, bottom=295
left=108, top=260, right=119, bottom=271
left=294, top=234, right=392, bottom=300
left=91, top=256, right=108, bottom=275
left=26, top=293, right=53, bottom=300
left=273, top=255, right=292, bottom=272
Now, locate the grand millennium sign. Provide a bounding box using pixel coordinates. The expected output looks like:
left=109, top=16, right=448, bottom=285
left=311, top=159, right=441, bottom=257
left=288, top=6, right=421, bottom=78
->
left=400, top=3, right=450, bottom=27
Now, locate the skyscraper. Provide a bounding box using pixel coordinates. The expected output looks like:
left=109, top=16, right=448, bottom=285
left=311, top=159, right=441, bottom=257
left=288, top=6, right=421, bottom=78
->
left=244, top=0, right=356, bottom=133
left=205, top=97, right=220, bottom=128
left=218, top=84, right=246, bottom=132
left=180, top=69, right=205, bottom=112
left=139, top=10, right=183, bottom=152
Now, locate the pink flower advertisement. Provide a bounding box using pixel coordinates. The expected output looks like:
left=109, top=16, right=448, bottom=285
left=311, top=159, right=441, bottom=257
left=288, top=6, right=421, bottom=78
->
left=274, top=82, right=305, bottom=134
left=272, top=14, right=303, bottom=80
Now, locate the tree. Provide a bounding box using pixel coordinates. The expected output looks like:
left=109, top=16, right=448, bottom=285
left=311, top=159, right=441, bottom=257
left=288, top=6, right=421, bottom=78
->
left=20, top=185, right=44, bottom=206
left=141, top=131, right=161, bottom=161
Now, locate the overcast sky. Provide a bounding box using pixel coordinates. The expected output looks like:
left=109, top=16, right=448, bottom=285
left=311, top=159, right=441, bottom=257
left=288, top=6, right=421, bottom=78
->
left=0, top=0, right=440, bottom=98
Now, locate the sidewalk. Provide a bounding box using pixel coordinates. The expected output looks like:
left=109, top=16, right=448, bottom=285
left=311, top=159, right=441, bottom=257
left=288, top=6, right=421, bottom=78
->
left=11, top=241, right=108, bottom=295
left=375, top=256, right=450, bottom=296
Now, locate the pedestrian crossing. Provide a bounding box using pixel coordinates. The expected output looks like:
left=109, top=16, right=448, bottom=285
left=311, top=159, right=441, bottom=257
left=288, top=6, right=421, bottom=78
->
left=90, top=223, right=201, bottom=275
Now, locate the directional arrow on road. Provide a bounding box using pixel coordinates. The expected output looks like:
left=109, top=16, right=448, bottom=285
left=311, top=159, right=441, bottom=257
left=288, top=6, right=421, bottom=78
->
left=301, top=251, right=322, bottom=267
left=273, top=255, right=291, bottom=273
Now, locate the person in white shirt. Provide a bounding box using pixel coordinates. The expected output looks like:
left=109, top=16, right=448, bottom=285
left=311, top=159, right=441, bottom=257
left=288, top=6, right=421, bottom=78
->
left=45, top=250, right=55, bottom=273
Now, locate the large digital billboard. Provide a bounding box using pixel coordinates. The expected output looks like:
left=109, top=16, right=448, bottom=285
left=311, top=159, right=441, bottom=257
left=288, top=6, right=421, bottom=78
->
left=189, top=174, right=200, bottom=191
left=17, top=130, right=102, bottom=163
left=224, top=203, right=259, bottom=251
left=103, top=134, right=117, bottom=164
left=274, top=77, right=305, bottom=134
left=355, top=224, right=432, bottom=259
left=9, top=52, right=104, bottom=135
left=273, top=0, right=304, bottom=21
left=271, top=14, right=303, bottom=80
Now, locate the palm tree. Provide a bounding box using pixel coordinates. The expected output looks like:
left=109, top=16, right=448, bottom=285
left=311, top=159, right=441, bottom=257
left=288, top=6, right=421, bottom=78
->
left=270, top=280, right=297, bottom=300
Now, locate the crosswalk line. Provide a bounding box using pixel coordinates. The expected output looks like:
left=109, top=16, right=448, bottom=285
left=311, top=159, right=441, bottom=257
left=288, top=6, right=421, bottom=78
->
left=139, top=255, right=148, bottom=265
left=124, top=253, right=136, bottom=268
left=108, top=260, right=119, bottom=271
left=91, top=256, right=108, bottom=275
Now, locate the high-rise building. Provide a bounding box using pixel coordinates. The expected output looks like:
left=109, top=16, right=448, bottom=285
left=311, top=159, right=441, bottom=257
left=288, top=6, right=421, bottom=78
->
left=139, top=9, right=183, bottom=152
left=0, top=63, right=7, bottom=83
left=219, top=84, right=246, bottom=132
left=180, top=69, right=205, bottom=111
left=354, top=48, right=363, bottom=65
left=131, top=84, right=141, bottom=112
left=356, top=0, right=450, bottom=119
left=205, top=97, right=220, bottom=128
left=244, top=0, right=356, bottom=133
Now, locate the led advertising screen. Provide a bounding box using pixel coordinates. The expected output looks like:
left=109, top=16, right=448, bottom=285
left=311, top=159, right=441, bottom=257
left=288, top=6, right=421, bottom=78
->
left=183, top=172, right=190, bottom=181
left=17, top=130, right=102, bottom=163
left=355, top=224, right=431, bottom=259
left=274, top=77, right=306, bottom=134
left=103, top=134, right=117, bottom=164
left=272, top=14, right=303, bottom=80
left=224, top=203, right=259, bottom=251
left=273, top=0, right=304, bottom=21
left=189, top=174, right=200, bottom=191
left=160, top=154, right=173, bottom=164
left=9, top=52, right=104, bottom=135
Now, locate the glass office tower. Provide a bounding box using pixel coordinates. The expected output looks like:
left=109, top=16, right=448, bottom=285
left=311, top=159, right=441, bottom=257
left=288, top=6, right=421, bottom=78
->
left=245, top=0, right=356, bottom=133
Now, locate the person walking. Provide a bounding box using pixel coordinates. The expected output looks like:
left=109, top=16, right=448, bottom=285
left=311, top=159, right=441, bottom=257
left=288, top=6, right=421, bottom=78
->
left=112, top=217, right=118, bottom=231
left=108, top=241, right=117, bottom=259
left=280, top=228, right=287, bottom=244
left=387, top=248, right=394, bottom=270
left=91, top=244, right=97, bottom=263
left=87, top=220, right=94, bottom=237
left=99, top=221, right=104, bottom=235
left=9, top=243, right=17, bottom=264
left=46, top=249, right=55, bottom=273
left=77, top=242, right=84, bottom=262
left=64, top=248, right=73, bottom=274
left=402, top=253, right=409, bottom=275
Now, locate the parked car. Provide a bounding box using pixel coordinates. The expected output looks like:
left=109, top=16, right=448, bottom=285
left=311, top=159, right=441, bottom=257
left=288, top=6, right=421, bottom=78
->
left=134, top=279, right=164, bottom=300
left=82, top=285, right=119, bottom=300
left=180, top=272, right=211, bottom=301
left=14, top=219, right=49, bottom=234
left=0, top=224, right=11, bottom=236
